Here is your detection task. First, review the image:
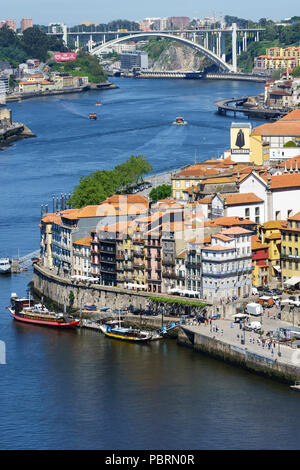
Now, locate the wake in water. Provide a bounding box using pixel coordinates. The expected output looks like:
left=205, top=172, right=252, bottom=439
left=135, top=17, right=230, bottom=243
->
left=59, top=100, right=89, bottom=119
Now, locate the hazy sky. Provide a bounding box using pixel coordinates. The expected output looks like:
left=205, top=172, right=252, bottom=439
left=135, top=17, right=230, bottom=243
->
left=3, top=0, right=299, bottom=26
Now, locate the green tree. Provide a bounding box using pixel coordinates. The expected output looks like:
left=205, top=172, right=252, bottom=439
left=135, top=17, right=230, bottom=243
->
left=21, top=26, right=50, bottom=61
left=70, top=156, right=152, bottom=208
left=149, top=184, right=172, bottom=202
left=291, top=66, right=300, bottom=78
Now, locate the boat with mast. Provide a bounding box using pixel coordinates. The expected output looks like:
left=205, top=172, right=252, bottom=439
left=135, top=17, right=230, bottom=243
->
left=7, top=293, right=80, bottom=328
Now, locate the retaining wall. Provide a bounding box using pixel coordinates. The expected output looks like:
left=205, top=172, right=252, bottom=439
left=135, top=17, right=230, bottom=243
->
left=178, top=327, right=300, bottom=384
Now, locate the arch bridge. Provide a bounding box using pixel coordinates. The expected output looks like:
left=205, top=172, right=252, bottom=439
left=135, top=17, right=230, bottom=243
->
left=90, top=31, right=232, bottom=72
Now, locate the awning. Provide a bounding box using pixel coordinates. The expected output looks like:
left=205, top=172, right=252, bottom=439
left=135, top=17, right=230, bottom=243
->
left=285, top=276, right=300, bottom=286
left=273, top=265, right=281, bottom=272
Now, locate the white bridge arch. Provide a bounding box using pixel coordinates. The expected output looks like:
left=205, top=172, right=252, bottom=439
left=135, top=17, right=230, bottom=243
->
left=90, top=32, right=233, bottom=72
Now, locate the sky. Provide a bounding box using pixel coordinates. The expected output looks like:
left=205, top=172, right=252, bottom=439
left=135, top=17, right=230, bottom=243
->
left=2, top=0, right=299, bottom=26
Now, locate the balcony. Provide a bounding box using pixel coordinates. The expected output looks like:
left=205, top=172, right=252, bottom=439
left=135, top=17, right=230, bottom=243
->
left=162, top=258, right=175, bottom=266
left=162, top=271, right=177, bottom=279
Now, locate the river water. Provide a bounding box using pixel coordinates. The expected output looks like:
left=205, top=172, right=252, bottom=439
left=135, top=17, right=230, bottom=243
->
left=0, top=78, right=299, bottom=450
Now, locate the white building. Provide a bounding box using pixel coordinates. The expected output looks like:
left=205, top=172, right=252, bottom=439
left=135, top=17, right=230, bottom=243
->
left=72, top=237, right=91, bottom=277
left=239, top=169, right=300, bottom=221
left=210, top=192, right=265, bottom=224
left=201, top=227, right=252, bottom=302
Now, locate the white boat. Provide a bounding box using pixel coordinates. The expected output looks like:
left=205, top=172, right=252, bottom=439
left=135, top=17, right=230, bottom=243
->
left=0, top=257, right=11, bottom=274
left=290, top=381, right=300, bottom=391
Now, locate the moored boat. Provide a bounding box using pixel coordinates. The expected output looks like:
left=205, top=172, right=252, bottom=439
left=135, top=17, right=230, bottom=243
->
left=99, top=323, right=153, bottom=342
left=8, top=294, right=80, bottom=328
left=290, top=381, right=300, bottom=391
left=0, top=257, right=11, bottom=274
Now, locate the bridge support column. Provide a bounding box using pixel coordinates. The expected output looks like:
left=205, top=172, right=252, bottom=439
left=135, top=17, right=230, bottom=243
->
left=242, top=32, right=247, bottom=52
left=75, top=35, right=79, bottom=49
left=221, top=32, right=226, bottom=62
left=232, top=23, right=237, bottom=73
left=62, top=24, right=68, bottom=46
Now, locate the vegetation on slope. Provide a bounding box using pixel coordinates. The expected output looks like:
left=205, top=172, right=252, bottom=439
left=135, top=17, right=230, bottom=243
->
left=49, top=51, right=107, bottom=83
left=70, top=155, right=152, bottom=208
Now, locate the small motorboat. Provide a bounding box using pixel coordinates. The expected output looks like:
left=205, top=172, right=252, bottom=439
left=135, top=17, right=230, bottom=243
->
left=290, top=381, right=300, bottom=391
left=95, top=101, right=102, bottom=106
left=89, top=112, right=98, bottom=120
left=0, top=257, right=11, bottom=274
left=84, top=303, right=97, bottom=310
left=173, top=116, right=187, bottom=125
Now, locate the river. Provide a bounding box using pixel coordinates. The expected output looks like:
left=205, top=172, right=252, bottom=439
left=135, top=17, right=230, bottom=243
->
left=0, top=77, right=299, bottom=450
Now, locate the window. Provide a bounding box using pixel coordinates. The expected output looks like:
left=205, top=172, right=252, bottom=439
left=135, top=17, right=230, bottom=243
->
left=175, top=181, right=180, bottom=188
left=255, top=207, right=260, bottom=215
left=245, top=208, right=250, bottom=218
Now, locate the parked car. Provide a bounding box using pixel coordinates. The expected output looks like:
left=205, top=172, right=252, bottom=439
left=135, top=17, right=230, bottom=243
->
left=271, top=289, right=282, bottom=295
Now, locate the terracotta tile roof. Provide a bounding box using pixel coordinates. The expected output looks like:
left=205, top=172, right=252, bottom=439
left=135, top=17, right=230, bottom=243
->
left=288, top=212, right=300, bottom=221
left=79, top=205, right=101, bottom=218
left=278, top=155, right=300, bottom=168
left=224, top=193, right=264, bottom=205
left=73, top=236, right=91, bottom=246
left=252, top=121, right=300, bottom=137
left=203, top=244, right=235, bottom=251
left=280, top=110, right=300, bottom=121
left=41, top=213, right=61, bottom=225
left=270, top=173, right=300, bottom=189
left=212, top=233, right=233, bottom=241
left=262, top=220, right=287, bottom=229
left=210, top=217, right=256, bottom=227
left=105, top=194, right=148, bottom=205
left=251, top=235, right=269, bottom=250
left=221, top=226, right=253, bottom=235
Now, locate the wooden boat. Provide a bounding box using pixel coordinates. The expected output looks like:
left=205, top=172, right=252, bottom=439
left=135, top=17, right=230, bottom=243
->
left=8, top=294, right=80, bottom=329
left=84, top=303, right=97, bottom=310
left=99, top=324, right=152, bottom=342
left=173, top=116, right=187, bottom=125
left=95, top=101, right=102, bottom=106
left=89, top=112, right=98, bottom=120
left=290, top=381, right=300, bottom=391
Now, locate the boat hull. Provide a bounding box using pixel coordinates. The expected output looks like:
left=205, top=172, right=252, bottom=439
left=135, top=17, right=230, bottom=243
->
left=8, top=309, right=80, bottom=328
left=99, top=325, right=151, bottom=342
left=103, top=331, right=151, bottom=342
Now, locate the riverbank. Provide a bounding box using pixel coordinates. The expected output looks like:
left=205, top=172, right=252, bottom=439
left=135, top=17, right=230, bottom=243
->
left=32, top=262, right=300, bottom=384
left=6, top=81, right=118, bottom=103
left=215, top=95, right=287, bottom=120
left=0, top=122, right=35, bottom=148
left=178, top=321, right=300, bottom=384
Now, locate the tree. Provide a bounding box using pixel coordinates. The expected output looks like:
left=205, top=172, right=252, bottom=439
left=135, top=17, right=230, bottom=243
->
left=21, top=26, right=51, bottom=61
left=291, top=66, right=300, bottom=78
left=70, top=156, right=152, bottom=208
left=149, top=184, right=172, bottom=202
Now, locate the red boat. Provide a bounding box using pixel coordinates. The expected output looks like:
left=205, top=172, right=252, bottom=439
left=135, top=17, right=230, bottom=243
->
left=8, top=294, right=80, bottom=329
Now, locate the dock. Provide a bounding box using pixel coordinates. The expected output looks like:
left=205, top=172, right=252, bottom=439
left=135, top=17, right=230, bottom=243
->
left=214, top=96, right=287, bottom=120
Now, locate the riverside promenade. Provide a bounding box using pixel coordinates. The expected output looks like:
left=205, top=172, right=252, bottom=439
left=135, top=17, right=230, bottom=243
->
left=179, top=315, right=300, bottom=384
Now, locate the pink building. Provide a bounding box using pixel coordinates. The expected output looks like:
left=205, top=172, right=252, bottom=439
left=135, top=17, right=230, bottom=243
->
left=21, top=18, right=33, bottom=31
left=0, top=19, right=17, bottom=32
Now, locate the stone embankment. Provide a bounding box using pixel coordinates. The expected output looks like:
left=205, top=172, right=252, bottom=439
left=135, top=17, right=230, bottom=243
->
left=178, top=321, right=300, bottom=384
left=32, top=263, right=208, bottom=315
left=6, top=81, right=117, bottom=103
left=0, top=122, right=35, bottom=146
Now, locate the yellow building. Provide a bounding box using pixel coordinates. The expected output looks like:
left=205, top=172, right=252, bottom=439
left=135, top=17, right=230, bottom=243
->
left=252, top=236, right=269, bottom=287
left=54, top=74, right=75, bottom=88
left=281, top=213, right=300, bottom=287
left=249, top=133, right=270, bottom=166
left=260, top=220, right=286, bottom=279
